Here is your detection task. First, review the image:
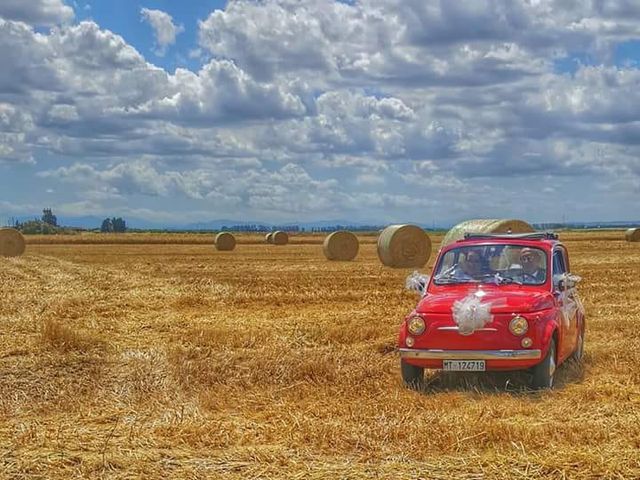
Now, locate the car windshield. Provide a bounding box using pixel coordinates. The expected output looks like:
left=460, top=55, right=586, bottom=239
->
left=433, top=245, right=548, bottom=286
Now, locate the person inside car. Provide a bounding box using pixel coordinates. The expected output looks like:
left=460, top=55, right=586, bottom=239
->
left=519, top=247, right=546, bottom=284
left=461, top=249, right=484, bottom=278
left=436, top=248, right=492, bottom=282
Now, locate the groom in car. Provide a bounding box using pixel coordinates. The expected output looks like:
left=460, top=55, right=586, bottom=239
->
left=519, top=247, right=546, bottom=284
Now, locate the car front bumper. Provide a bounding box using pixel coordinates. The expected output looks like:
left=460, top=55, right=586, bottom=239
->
left=399, top=348, right=542, bottom=361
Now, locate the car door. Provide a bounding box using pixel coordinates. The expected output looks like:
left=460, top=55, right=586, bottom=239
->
left=552, top=247, right=578, bottom=360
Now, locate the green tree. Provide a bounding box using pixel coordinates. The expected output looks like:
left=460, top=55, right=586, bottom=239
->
left=42, top=208, right=57, bottom=226
left=100, top=218, right=113, bottom=233
left=112, top=217, right=126, bottom=233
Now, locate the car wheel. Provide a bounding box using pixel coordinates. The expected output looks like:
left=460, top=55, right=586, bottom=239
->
left=531, top=339, right=556, bottom=390
left=571, top=326, right=585, bottom=362
left=401, top=360, right=424, bottom=389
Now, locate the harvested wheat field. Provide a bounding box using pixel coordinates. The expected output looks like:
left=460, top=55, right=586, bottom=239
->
left=1, top=231, right=639, bottom=479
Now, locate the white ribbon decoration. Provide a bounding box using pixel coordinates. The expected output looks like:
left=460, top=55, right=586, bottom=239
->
left=452, top=294, right=493, bottom=335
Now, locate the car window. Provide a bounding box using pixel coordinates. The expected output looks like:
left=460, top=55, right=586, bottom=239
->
left=561, top=246, right=570, bottom=272
left=433, top=245, right=547, bottom=285
left=553, top=250, right=566, bottom=275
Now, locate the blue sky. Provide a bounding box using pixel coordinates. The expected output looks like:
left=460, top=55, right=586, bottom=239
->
left=73, top=0, right=227, bottom=71
left=1, top=1, right=640, bottom=228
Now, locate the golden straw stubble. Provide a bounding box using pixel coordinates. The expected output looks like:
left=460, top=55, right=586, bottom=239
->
left=625, top=228, right=640, bottom=242
left=377, top=224, right=431, bottom=268
left=215, top=232, right=236, bottom=251
left=272, top=231, right=288, bottom=245
left=0, top=228, right=26, bottom=257
left=323, top=231, right=359, bottom=261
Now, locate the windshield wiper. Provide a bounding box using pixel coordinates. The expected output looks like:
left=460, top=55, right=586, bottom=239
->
left=433, top=268, right=477, bottom=284
left=494, top=273, right=522, bottom=285
left=477, top=273, right=522, bottom=285
left=435, top=278, right=477, bottom=285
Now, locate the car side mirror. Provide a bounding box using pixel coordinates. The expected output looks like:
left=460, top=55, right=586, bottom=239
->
left=405, top=271, right=430, bottom=297
left=554, top=273, right=581, bottom=292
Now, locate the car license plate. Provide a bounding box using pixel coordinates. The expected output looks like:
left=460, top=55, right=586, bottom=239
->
left=443, top=360, right=486, bottom=371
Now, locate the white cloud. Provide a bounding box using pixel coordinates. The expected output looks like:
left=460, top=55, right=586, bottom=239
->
left=140, top=8, right=184, bottom=56
left=197, top=1, right=557, bottom=86
left=355, top=173, right=385, bottom=186
left=125, top=60, right=308, bottom=122
left=199, top=0, right=640, bottom=84
left=39, top=161, right=341, bottom=215
left=0, top=102, right=36, bottom=163
left=0, top=0, right=73, bottom=26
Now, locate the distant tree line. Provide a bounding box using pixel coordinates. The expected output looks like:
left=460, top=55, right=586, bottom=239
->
left=13, top=208, right=60, bottom=234
left=220, top=224, right=303, bottom=232
left=218, top=224, right=390, bottom=232
left=220, top=224, right=276, bottom=232
left=11, top=209, right=129, bottom=234
left=309, top=225, right=385, bottom=232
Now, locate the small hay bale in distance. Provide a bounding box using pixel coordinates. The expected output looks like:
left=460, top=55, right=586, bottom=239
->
left=265, top=232, right=274, bottom=244
left=625, top=228, right=640, bottom=242
left=441, top=218, right=534, bottom=248
left=272, top=231, right=288, bottom=245
left=215, top=232, right=236, bottom=251
left=0, top=228, right=26, bottom=257
left=377, top=224, right=431, bottom=268
left=323, top=230, right=359, bottom=261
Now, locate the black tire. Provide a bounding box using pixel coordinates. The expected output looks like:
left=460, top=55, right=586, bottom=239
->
left=531, top=339, right=557, bottom=390
left=401, top=360, right=424, bottom=389
left=571, top=325, right=585, bottom=362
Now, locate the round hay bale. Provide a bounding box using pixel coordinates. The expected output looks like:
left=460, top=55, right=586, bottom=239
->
left=265, top=232, right=274, bottom=244
left=215, top=232, right=236, bottom=251
left=625, top=228, right=640, bottom=242
left=323, top=231, right=359, bottom=261
left=0, top=228, right=26, bottom=257
left=272, top=231, right=288, bottom=245
left=441, top=219, right=534, bottom=248
left=377, top=224, right=431, bottom=268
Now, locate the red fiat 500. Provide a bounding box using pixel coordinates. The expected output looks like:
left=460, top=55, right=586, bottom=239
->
left=399, top=232, right=585, bottom=389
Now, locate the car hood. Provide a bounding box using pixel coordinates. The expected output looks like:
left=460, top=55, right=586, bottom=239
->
left=417, top=286, right=554, bottom=314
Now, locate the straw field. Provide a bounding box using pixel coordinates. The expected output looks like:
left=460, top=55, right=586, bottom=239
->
left=1, top=231, right=639, bottom=479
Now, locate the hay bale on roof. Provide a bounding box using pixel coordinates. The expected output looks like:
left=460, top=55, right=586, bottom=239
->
left=323, top=231, right=359, bottom=261
left=0, top=228, right=26, bottom=257
left=377, top=224, right=431, bottom=268
left=625, top=228, right=640, bottom=242
left=272, top=231, right=288, bottom=245
left=441, top=219, right=534, bottom=248
left=215, top=232, right=236, bottom=251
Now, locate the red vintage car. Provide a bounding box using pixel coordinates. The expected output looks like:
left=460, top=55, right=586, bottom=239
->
left=399, top=232, right=585, bottom=389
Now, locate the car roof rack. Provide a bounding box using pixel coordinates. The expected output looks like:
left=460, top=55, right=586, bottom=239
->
left=462, top=231, right=559, bottom=241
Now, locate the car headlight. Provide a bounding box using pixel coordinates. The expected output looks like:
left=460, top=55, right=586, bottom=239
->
left=407, top=315, right=426, bottom=336
left=509, top=315, right=529, bottom=336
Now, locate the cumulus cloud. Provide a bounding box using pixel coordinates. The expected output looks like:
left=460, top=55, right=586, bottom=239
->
left=198, top=0, right=640, bottom=86
left=140, top=8, right=184, bottom=56
left=196, top=1, right=548, bottom=86
left=0, top=102, right=35, bottom=163
left=125, top=60, right=308, bottom=123
left=0, top=19, right=307, bottom=162
left=0, top=0, right=73, bottom=26
left=39, top=161, right=346, bottom=216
